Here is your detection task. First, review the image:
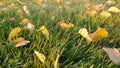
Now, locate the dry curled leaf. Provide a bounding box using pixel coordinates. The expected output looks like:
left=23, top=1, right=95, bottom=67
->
left=34, top=50, right=46, bottom=64
left=23, top=5, right=30, bottom=15
left=103, top=47, right=120, bottom=65
left=19, top=19, right=30, bottom=25
left=100, top=11, right=111, bottom=18
left=78, top=28, right=92, bottom=43
left=108, top=7, right=120, bottom=13
left=16, top=40, right=30, bottom=47
left=105, top=0, right=116, bottom=6
left=8, top=27, right=22, bottom=41
left=14, top=37, right=25, bottom=43
left=57, top=20, right=74, bottom=29
left=26, top=23, right=34, bottom=32
left=14, top=37, right=30, bottom=47
left=37, top=26, right=49, bottom=39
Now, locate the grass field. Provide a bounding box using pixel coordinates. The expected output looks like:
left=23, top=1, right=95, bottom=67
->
left=0, top=0, right=120, bottom=68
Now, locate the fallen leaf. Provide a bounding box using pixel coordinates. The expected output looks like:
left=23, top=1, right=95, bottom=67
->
left=33, top=0, right=43, bottom=5
left=103, top=47, right=120, bottom=65
left=88, top=32, right=95, bottom=41
left=14, top=37, right=25, bottom=43
left=93, top=27, right=108, bottom=42
left=8, top=3, right=16, bottom=9
left=100, top=11, right=111, bottom=18
left=92, top=4, right=101, bottom=11
left=16, top=40, right=30, bottom=47
left=78, top=28, right=92, bottom=43
left=54, top=54, right=60, bottom=68
left=23, top=5, right=30, bottom=15
left=56, top=0, right=64, bottom=3
left=0, top=1, right=4, bottom=6
left=19, top=19, right=30, bottom=25
left=57, top=20, right=74, bottom=29
left=105, top=0, right=116, bottom=6
left=108, top=7, right=120, bottom=13
left=86, top=10, right=97, bottom=16
left=26, top=23, right=34, bottom=32
left=34, top=50, right=46, bottom=64
left=8, top=27, right=22, bottom=41
left=37, top=26, right=49, bottom=39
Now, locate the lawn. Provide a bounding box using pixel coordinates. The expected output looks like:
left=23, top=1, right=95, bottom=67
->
left=0, top=0, right=120, bottom=68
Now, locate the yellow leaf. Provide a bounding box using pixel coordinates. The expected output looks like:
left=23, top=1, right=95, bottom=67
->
left=0, top=1, right=4, bottom=6
left=34, top=50, right=46, bottom=64
left=86, top=10, right=97, bottom=16
left=103, top=47, right=120, bottom=65
left=100, top=11, right=111, bottom=18
left=23, top=5, right=30, bottom=15
left=19, top=19, right=30, bottom=25
left=8, top=3, right=16, bottom=8
left=93, top=27, right=108, bottom=42
left=37, top=26, right=49, bottom=39
left=88, top=33, right=95, bottom=41
left=57, top=20, right=74, bottom=29
left=8, top=27, right=22, bottom=41
left=78, top=28, right=92, bottom=43
left=56, top=0, right=64, bottom=3
left=33, top=0, right=43, bottom=5
left=108, top=7, right=120, bottom=13
left=54, top=54, right=60, bottom=68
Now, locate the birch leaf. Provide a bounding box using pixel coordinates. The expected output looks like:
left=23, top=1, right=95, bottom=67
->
left=103, top=47, right=120, bottom=65
left=19, top=19, right=30, bottom=25
left=57, top=20, right=74, bottom=29
left=23, top=5, right=30, bottom=15
left=14, top=37, right=25, bottom=43
left=56, top=0, right=64, bottom=3
left=37, top=26, right=49, bottom=39
left=86, top=10, right=97, bottom=16
left=100, top=11, right=111, bottom=18
left=14, top=37, right=30, bottom=47
left=78, top=28, right=92, bottom=43
left=105, top=0, right=116, bottom=6
left=33, top=0, right=43, bottom=5
left=26, top=23, right=34, bottom=32
left=8, top=27, right=22, bottom=41
left=8, top=3, right=16, bottom=8
left=34, top=50, right=46, bottom=64
left=0, top=1, right=4, bottom=6
left=108, top=7, right=120, bottom=13
left=93, top=27, right=108, bottom=42
left=16, top=40, right=30, bottom=47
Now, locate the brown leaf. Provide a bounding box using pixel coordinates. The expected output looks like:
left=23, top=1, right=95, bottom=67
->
left=14, top=37, right=25, bottom=43
left=103, top=47, right=120, bottom=65
left=16, top=40, right=30, bottom=47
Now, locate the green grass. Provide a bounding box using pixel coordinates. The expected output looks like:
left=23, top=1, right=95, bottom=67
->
left=0, top=0, right=120, bottom=68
